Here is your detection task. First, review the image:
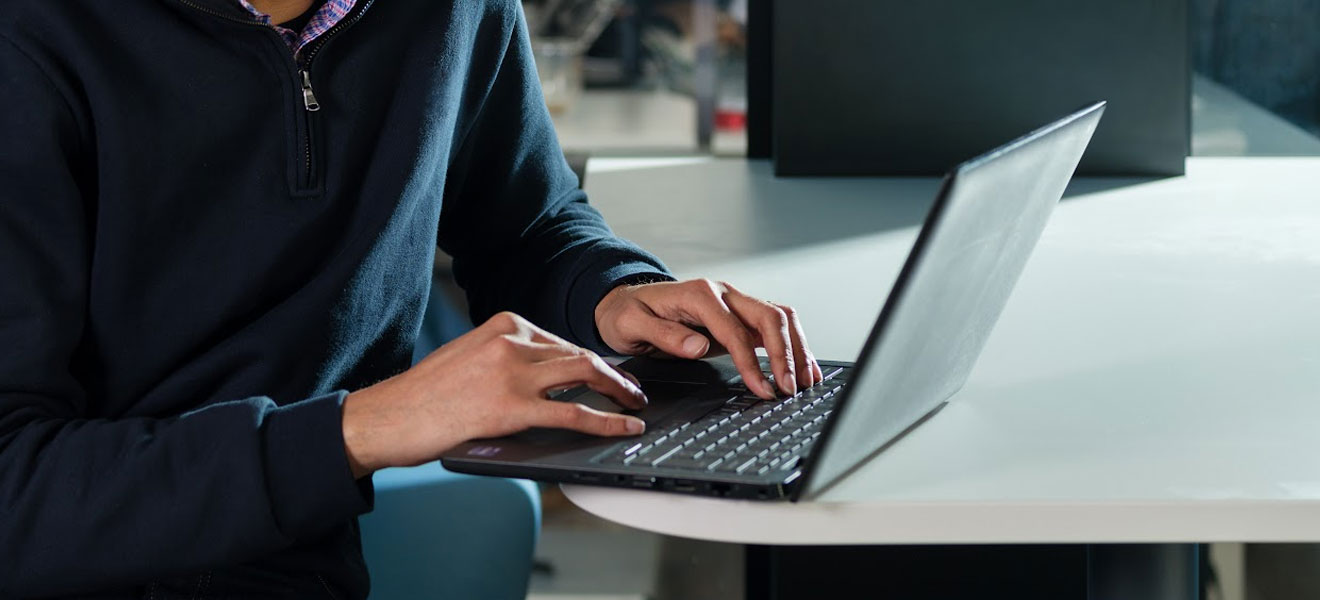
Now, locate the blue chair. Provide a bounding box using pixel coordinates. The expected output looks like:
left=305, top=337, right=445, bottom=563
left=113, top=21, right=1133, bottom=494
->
left=359, top=277, right=542, bottom=599
left=360, top=464, right=541, bottom=599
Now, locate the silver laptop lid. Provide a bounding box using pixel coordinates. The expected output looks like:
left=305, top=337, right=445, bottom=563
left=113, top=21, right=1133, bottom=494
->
left=797, top=103, right=1105, bottom=500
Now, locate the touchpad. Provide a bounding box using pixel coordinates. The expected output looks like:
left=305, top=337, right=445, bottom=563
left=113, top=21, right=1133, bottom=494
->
left=617, top=355, right=740, bottom=385
left=571, top=381, right=715, bottom=427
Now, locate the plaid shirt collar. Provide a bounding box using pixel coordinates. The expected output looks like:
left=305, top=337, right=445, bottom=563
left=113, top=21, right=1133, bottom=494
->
left=236, top=0, right=358, bottom=59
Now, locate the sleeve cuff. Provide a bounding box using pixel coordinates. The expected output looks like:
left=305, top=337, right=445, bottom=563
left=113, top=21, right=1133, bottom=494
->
left=262, top=390, right=374, bottom=538
left=566, top=256, right=674, bottom=355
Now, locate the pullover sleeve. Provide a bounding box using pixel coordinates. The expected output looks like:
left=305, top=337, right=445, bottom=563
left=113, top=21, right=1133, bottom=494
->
left=437, top=5, right=674, bottom=353
left=0, top=35, right=370, bottom=598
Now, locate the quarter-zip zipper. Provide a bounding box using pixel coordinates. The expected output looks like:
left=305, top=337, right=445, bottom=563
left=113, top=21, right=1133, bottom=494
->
left=300, top=70, right=320, bottom=111
left=174, top=0, right=375, bottom=192
left=298, top=0, right=377, bottom=68
left=290, top=0, right=376, bottom=189
left=289, top=0, right=376, bottom=189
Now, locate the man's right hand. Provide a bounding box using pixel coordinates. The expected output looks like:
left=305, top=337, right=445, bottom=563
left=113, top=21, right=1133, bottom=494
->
left=340, top=312, right=648, bottom=479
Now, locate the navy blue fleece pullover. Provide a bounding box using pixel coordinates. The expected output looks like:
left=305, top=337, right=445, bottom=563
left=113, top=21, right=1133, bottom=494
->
left=0, top=0, right=669, bottom=597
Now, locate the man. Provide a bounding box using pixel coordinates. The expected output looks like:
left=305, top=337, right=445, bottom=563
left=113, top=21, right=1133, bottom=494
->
left=0, top=0, right=819, bottom=597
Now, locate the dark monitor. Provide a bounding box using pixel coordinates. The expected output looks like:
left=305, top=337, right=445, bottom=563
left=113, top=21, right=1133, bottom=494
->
left=770, top=0, right=1189, bottom=176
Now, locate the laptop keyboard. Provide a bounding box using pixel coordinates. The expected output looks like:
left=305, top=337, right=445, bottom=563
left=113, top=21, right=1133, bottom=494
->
left=600, top=367, right=846, bottom=477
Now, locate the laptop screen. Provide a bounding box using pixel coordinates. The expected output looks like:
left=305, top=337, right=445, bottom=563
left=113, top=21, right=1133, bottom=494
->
left=798, top=104, right=1104, bottom=499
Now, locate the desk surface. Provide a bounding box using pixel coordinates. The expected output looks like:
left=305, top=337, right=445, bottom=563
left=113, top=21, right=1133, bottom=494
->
left=564, top=155, right=1320, bottom=545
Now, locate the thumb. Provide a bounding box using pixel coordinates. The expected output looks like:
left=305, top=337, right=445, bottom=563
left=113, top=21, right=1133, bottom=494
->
left=632, top=314, right=711, bottom=359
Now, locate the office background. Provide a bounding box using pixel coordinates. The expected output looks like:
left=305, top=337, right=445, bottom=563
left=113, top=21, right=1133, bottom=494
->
left=387, top=1, right=1320, bottom=599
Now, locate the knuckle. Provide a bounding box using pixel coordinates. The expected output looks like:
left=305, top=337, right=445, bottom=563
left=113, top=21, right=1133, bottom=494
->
left=566, top=405, right=592, bottom=428
left=490, top=334, right=518, bottom=357
left=569, top=353, right=604, bottom=375
left=489, top=311, right=519, bottom=330
left=780, top=304, right=799, bottom=321
left=692, top=278, right=721, bottom=298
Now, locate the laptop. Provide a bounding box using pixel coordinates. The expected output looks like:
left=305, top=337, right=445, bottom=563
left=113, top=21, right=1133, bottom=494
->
left=441, top=102, right=1105, bottom=501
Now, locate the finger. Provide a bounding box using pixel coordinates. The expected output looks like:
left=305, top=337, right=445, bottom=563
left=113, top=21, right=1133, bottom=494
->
left=681, top=281, right=776, bottom=399
left=530, top=400, right=646, bottom=437
left=535, top=353, right=648, bottom=410
left=724, top=290, right=796, bottom=396
left=613, top=304, right=712, bottom=359
left=773, top=302, right=820, bottom=386
left=498, top=336, right=592, bottom=365
left=616, top=366, right=644, bottom=390
left=482, top=311, right=575, bottom=347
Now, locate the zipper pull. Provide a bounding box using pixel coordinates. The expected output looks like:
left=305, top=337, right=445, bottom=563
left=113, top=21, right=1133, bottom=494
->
left=300, top=70, right=320, bottom=112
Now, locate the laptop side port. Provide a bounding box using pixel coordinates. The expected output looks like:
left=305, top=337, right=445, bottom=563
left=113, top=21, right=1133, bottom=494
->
left=631, top=476, right=657, bottom=488
left=572, top=473, right=601, bottom=483
left=671, top=480, right=698, bottom=493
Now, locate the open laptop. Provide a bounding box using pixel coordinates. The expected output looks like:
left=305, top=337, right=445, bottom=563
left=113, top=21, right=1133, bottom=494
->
left=442, top=102, right=1105, bottom=501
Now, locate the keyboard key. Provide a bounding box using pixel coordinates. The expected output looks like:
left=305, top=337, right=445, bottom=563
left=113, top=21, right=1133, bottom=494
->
left=660, top=457, right=710, bottom=471
left=649, top=446, right=683, bottom=466
left=675, top=445, right=703, bottom=459
left=745, top=404, right=776, bottom=418
left=735, top=457, right=760, bottom=473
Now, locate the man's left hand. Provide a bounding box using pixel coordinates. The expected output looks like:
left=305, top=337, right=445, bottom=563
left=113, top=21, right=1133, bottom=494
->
left=595, top=279, right=823, bottom=399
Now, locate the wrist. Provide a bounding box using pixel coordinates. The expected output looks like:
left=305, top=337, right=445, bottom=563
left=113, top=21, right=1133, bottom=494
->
left=341, top=386, right=391, bottom=479
left=341, top=373, right=469, bottom=478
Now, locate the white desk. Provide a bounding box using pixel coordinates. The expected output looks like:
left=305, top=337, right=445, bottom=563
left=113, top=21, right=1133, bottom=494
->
left=565, top=156, right=1320, bottom=550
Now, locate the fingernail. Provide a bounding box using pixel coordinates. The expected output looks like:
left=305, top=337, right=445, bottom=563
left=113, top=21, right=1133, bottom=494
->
left=760, top=377, right=776, bottom=398
left=682, top=335, right=708, bottom=358
left=626, top=418, right=646, bottom=434
left=786, top=373, right=798, bottom=395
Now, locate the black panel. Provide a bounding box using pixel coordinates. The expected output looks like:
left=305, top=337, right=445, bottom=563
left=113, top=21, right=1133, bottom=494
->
left=772, top=1, right=1189, bottom=176
left=746, top=544, right=1089, bottom=599
left=743, top=544, right=1199, bottom=599
left=746, top=0, right=773, bottom=158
